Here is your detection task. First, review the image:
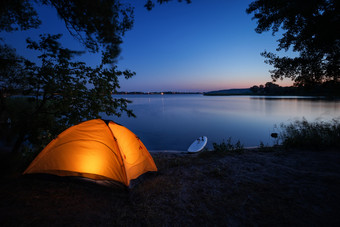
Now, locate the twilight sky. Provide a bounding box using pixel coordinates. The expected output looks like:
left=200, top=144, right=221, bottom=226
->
left=1, top=0, right=295, bottom=92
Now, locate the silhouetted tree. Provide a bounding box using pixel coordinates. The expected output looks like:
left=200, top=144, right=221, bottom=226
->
left=264, top=82, right=280, bottom=94
left=1, top=35, right=135, bottom=152
left=250, top=85, right=260, bottom=94
left=247, top=0, right=340, bottom=88
left=0, top=0, right=135, bottom=151
left=144, top=0, right=191, bottom=10
left=0, top=0, right=41, bottom=31
left=0, top=0, right=134, bottom=63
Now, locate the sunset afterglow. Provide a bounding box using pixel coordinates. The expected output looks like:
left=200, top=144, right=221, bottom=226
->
left=0, top=0, right=295, bottom=92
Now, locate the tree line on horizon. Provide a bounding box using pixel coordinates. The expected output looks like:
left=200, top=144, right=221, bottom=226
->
left=250, top=81, right=340, bottom=96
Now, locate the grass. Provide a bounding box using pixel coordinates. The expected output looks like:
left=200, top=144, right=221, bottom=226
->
left=198, top=137, right=244, bottom=158
left=257, top=141, right=277, bottom=152
left=279, top=118, right=340, bottom=150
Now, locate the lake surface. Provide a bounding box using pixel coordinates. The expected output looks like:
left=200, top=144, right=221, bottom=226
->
left=102, top=95, right=340, bottom=150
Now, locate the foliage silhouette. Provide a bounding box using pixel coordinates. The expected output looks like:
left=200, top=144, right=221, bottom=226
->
left=144, top=0, right=191, bottom=11
left=279, top=118, right=340, bottom=150
left=0, top=0, right=136, bottom=152
left=247, top=0, right=339, bottom=91
left=1, top=35, right=135, bottom=152
left=0, top=0, right=134, bottom=63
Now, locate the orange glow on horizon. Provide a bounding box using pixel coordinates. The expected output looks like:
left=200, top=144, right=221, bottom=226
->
left=190, top=78, right=295, bottom=92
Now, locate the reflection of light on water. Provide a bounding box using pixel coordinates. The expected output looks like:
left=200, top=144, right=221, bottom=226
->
left=161, top=96, right=165, bottom=113
left=104, top=95, right=340, bottom=150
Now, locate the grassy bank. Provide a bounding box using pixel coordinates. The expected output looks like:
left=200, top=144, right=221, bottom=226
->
left=279, top=118, right=340, bottom=149
left=1, top=119, right=340, bottom=226
left=1, top=147, right=340, bottom=226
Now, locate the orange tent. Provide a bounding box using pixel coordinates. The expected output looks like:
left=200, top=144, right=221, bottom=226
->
left=23, top=119, right=157, bottom=186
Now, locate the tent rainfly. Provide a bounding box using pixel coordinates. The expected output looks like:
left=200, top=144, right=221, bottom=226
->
left=23, top=119, right=157, bottom=186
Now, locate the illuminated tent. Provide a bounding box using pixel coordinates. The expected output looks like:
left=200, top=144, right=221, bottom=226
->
left=23, top=119, right=157, bottom=186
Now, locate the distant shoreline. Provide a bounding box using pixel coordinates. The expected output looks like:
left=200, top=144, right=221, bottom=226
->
left=203, top=93, right=340, bottom=99
left=113, top=92, right=203, bottom=95
left=112, top=92, right=340, bottom=100
left=204, top=85, right=340, bottom=97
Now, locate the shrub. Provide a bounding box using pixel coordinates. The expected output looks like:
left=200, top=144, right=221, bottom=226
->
left=199, top=137, right=243, bottom=158
left=213, top=137, right=244, bottom=153
left=279, top=118, right=340, bottom=150
left=258, top=141, right=275, bottom=152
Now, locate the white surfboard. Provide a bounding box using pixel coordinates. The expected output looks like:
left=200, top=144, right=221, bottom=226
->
left=187, top=136, right=208, bottom=153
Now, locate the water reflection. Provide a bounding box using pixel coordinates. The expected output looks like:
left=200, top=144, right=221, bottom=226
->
left=103, top=95, right=340, bottom=150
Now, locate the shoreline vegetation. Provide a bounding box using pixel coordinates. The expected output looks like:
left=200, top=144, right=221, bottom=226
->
left=204, top=82, right=340, bottom=97
left=1, top=119, right=340, bottom=226
left=6, top=82, right=340, bottom=98
left=114, top=91, right=203, bottom=95
left=111, top=82, right=340, bottom=98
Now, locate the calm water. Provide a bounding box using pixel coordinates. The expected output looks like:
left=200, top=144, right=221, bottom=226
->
left=102, top=95, right=340, bottom=150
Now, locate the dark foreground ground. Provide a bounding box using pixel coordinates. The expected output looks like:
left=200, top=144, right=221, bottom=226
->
left=1, top=148, right=340, bottom=226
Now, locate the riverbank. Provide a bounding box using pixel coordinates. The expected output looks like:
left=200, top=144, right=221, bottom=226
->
left=1, top=148, right=340, bottom=226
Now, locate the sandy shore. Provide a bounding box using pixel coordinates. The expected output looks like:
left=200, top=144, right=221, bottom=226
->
left=1, top=148, right=340, bottom=226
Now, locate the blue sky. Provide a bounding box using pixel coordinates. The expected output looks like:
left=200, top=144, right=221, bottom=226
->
left=1, top=0, right=294, bottom=92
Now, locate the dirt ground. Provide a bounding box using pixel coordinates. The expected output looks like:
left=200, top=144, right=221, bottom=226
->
left=1, top=148, right=340, bottom=226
